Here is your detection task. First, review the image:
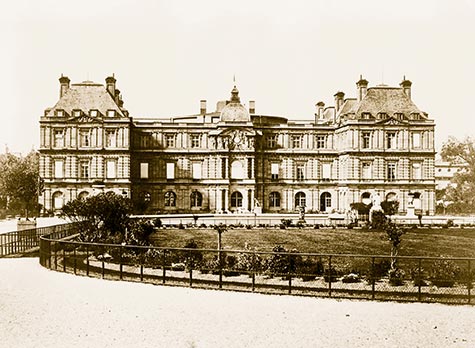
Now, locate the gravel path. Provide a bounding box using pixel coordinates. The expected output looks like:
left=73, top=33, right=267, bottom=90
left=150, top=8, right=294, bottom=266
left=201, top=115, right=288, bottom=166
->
left=1, top=258, right=474, bottom=348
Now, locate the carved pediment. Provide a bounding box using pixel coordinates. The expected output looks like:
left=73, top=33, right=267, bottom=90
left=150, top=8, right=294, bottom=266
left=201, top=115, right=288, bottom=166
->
left=68, top=115, right=103, bottom=123
left=375, top=117, right=408, bottom=125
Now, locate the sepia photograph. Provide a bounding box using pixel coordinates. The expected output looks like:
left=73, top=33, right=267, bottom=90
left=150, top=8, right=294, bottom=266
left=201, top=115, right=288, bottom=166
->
left=1, top=0, right=475, bottom=347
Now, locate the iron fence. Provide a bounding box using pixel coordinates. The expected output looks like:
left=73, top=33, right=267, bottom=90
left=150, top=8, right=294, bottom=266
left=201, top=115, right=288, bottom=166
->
left=39, top=233, right=474, bottom=304
left=0, top=223, right=79, bottom=257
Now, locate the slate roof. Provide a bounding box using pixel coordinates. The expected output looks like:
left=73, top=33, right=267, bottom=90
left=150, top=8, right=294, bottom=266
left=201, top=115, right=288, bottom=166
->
left=47, top=81, right=125, bottom=117
left=352, top=86, right=424, bottom=120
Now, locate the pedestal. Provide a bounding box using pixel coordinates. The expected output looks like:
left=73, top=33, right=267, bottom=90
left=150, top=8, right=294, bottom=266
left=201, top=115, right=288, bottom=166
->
left=17, top=219, right=37, bottom=231
left=253, top=207, right=262, bottom=215
left=406, top=206, right=416, bottom=217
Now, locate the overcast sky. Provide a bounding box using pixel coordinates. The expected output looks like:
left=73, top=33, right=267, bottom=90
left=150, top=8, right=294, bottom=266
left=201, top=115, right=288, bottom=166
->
left=1, top=0, right=475, bottom=155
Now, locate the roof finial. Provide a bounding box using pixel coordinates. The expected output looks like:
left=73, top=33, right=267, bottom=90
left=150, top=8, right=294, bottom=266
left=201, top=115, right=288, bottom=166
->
left=233, top=74, right=236, bottom=87
left=403, top=74, right=406, bottom=80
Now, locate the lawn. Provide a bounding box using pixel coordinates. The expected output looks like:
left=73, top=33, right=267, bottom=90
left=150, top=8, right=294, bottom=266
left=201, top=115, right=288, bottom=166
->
left=151, top=226, right=475, bottom=258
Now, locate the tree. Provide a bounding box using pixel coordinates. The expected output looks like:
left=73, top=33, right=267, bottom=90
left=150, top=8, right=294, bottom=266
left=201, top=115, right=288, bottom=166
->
left=381, top=200, right=399, bottom=216
left=0, top=151, right=43, bottom=218
left=61, top=191, right=132, bottom=243
left=440, top=136, right=475, bottom=214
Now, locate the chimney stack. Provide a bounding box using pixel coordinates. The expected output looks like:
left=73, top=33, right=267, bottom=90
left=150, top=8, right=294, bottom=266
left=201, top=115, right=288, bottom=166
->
left=315, top=101, right=325, bottom=120
left=400, top=76, right=412, bottom=99
left=356, top=75, right=369, bottom=101
left=334, top=91, right=345, bottom=112
left=59, top=74, right=70, bottom=98
left=200, top=100, right=207, bottom=115
left=105, top=75, right=116, bottom=97
left=249, top=100, right=255, bottom=114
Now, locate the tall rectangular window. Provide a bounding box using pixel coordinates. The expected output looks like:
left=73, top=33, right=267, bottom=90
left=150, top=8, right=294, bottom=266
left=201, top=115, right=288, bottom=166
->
left=362, top=132, right=370, bottom=149
left=296, top=164, right=305, bottom=180
left=106, top=130, right=116, bottom=148
left=54, top=160, right=64, bottom=178
left=80, top=161, right=90, bottom=179
left=316, top=135, right=326, bottom=149
left=267, top=135, right=277, bottom=148
left=362, top=162, right=371, bottom=179
left=386, top=132, right=396, bottom=149
left=166, top=162, right=175, bottom=179
left=80, top=130, right=90, bottom=147
left=54, top=129, right=64, bottom=148
left=271, top=163, right=279, bottom=179
left=191, top=134, right=200, bottom=148
left=322, top=163, right=331, bottom=180
left=192, top=162, right=202, bottom=179
left=413, top=163, right=422, bottom=180
left=413, top=132, right=421, bottom=148
left=106, top=160, right=116, bottom=179
left=291, top=135, right=302, bottom=149
left=140, top=163, right=149, bottom=179
left=387, top=163, right=396, bottom=181
left=165, top=134, right=176, bottom=148
left=247, top=158, right=253, bottom=178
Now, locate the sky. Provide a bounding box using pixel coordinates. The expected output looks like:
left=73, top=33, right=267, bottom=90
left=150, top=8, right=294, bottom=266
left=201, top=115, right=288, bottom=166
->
left=1, top=0, right=475, bottom=155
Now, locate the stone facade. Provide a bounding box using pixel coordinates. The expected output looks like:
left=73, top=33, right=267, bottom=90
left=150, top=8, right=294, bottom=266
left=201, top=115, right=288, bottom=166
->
left=39, top=75, right=436, bottom=215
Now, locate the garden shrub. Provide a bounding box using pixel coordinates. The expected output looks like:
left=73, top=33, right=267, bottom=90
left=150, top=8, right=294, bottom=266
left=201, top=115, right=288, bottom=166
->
left=297, top=257, right=324, bottom=281
left=281, top=219, right=292, bottom=228
left=181, top=239, right=203, bottom=271
left=236, top=244, right=264, bottom=275
left=409, top=266, right=428, bottom=287
left=264, top=245, right=296, bottom=278
left=388, top=268, right=405, bottom=286
left=430, top=258, right=460, bottom=287
left=153, top=218, right=162, bottom=228
left=341, top=273, right=361, bottom=283
left=323, top=266, right=338, bottom=283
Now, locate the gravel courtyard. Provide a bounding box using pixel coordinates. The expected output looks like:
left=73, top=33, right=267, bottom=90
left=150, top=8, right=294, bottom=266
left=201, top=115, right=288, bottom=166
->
left=1, top=258, right=474, bottom=348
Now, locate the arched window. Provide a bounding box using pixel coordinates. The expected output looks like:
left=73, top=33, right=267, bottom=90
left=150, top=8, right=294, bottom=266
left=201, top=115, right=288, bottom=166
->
left=231, top=191, right=243, bottom=208
left=77, top=191, right=89, bottom=200
left=190, top=191, right=202, bottom=207
left=52, top=191, right=64, bottom=209
left=361, top=192, right=371, bottom=205
left=386, top=192, right=397, bottom=201
left=141, top=191, right=151, bottom=203
left=231, top=160, right=245, bottom=179
left=269, top=192, right=281, bottom=208
left=320, top=192, right=332, bottom=212
left=165, top=191, right=176, bottom=207
left=295, top=192, right=306, bottom=208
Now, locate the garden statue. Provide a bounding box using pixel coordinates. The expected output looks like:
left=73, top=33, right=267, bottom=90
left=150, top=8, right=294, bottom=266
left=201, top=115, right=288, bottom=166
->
left=369, top=193, right=383, bottom=223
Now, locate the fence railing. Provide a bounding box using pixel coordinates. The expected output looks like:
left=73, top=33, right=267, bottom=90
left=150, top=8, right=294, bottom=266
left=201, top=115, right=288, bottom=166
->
left=0, top=223, right=79, bottom=257
left=39, top=232, right=475, bottom=305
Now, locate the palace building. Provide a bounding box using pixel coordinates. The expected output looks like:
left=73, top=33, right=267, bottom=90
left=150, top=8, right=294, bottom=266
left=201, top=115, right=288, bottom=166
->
left=39, top=75, right=436, bottom=215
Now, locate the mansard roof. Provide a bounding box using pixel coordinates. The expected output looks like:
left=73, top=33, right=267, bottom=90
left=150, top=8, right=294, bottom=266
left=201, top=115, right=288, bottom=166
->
left=46, top=81, right=126, bottom=117
left=354, top=86, right=423, bottom=119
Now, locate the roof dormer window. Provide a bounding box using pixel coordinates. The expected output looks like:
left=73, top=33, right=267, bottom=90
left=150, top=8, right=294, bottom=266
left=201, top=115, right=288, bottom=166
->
left=378, top=112, right=388, bottom=119
left=107, top=110, right=116, bottom=117
left=56, top=109, right=64, bottom=117
left=361, top=112, right=372, bottom=119
left=73, top=109, right=82, bottom=117
left=395, top=113, right=404, bottom=120
left=90, top=110, right=99, bottom=117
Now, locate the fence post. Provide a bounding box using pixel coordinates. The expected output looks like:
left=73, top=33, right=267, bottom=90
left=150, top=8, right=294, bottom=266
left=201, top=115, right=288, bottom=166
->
left=418, top=258, right=422, bottom=301
left=73, top=246, right=77, bottom=275
left=219, top=250, right=223, bottom=289
left=328, top=255, right=332, bottom=297
left=101, top=246, right=105, bottom=279
left=468, top=260, right=472, bottom=304
left=288, top=254, right=292, bottom=295
left=120, top=246, right=123, bottom=280
left=86, top=245, right=89, bottom=276
left=252, top=271, right=255, bottom=292
left=162, top=249, right=166, bottom=284
left=63, top=245, right=66, bottom=272
left=371, top=257, right=375, bottom=300
left=54, top=244, right=57, bottom=270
